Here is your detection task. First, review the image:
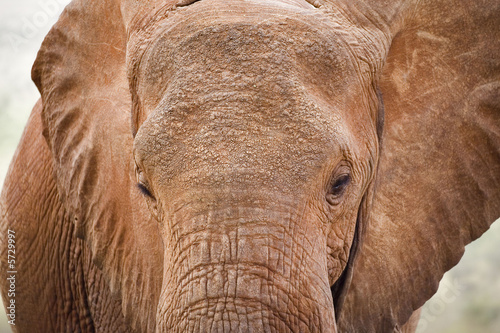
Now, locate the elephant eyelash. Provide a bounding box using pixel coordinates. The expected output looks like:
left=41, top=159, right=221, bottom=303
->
left=326, top=172, right=351, bottom=206
left=330, top=174, right=350, bottom=195
left=137, top=183, right=153, bottom=198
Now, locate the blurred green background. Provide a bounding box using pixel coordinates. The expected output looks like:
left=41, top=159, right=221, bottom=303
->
left=0, top=0, right=498, bottom=332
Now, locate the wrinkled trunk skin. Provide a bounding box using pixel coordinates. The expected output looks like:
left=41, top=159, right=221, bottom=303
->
left=155, top=206, right=336, bottom=332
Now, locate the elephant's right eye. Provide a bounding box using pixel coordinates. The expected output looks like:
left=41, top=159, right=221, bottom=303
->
left=135, top=163, right=155, bottom=199
left=137, top=183, right=153, bottom=198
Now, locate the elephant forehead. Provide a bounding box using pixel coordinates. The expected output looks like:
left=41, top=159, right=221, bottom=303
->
left=133, top=0, right=370, bottom=196
left=136, top=95, right=344, bottom=198
left=136, top=0, right=359, bottom=121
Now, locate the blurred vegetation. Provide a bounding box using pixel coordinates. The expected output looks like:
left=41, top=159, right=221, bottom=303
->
left=0, top=1, right=499, bottom=332
left=417, top=222, right=500, bottom=333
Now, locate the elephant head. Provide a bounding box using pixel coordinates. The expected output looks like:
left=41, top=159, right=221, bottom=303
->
left=32, top=0, right=499, bottom=331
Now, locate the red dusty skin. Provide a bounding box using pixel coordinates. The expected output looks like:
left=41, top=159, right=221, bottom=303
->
left=155, top=204, right=338, bottom=333
left=130, top=0, right=373, bottom=331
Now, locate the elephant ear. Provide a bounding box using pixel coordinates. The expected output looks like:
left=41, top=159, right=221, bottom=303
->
left=339, top=0, right=500, bottom=331
left=32, top=0, right=163, bottom=331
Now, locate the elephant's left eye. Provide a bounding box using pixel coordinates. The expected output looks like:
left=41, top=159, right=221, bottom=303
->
left=326, top=173, right=351, bottom=205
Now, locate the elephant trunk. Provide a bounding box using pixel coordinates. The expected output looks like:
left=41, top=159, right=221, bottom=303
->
left=155, top=206, right=337, bottom=332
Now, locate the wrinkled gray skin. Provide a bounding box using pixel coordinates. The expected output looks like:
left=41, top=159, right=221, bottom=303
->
left=0, top=0, right=499, bottom=332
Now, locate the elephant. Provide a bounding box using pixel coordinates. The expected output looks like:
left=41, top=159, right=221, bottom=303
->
left=1, top=0, right=499, bottom=331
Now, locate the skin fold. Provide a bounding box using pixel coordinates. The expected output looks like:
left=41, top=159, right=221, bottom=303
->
left=0, top=0, right=498, bottom=332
